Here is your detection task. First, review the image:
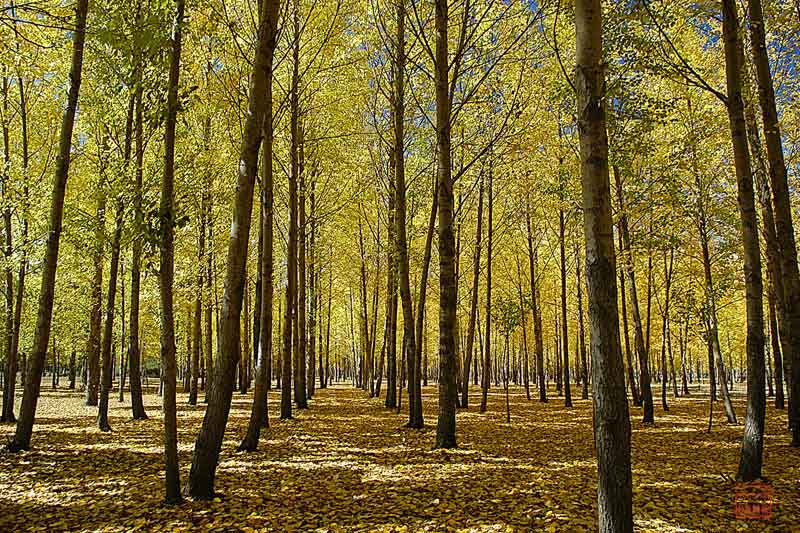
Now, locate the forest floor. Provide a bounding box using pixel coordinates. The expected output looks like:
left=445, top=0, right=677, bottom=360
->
left=0, top=382, right=798, bottom=532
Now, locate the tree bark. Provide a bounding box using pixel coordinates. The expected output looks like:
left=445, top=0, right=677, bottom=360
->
left=747, top=0, right=800, bottom=446
left=575, top=0, right=634, bottom=528
left=613, top=164, right=653, bottom=424
left=721, top=0, right=766, bottom=480
left=526, top=209, right=546, bottom=403
left=434, top=0, right=456, bottom=448
left=185, top=0, right=280, bottom=496
left=157, top=0, right=185, bottom=504
left=240, top=14, right=278, bottom=448
left=480, top=168, right=493, bottom=413
left=98, top=202, right=123, bottom=432
left=462, top=172, right=484, bottom=408
left=281, top=0, right=300, bottom=420
left=7, top=0, right=90, bottom=452
left=559, top=206, right=572, bottom=407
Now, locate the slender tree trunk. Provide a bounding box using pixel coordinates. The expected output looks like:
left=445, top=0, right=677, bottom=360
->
left=699, top=220, right=737, bottom=423
left=85, top=175, right=106, bottom=407
left=575, top=1, right=634, bottom=528
left=434, top=0, right=456, bottom=448
left=613, top=165, right=653, bottom=424
left=0, top=72, right=15, bottom=423
left=659, top=248, right=674, bottom=412
left=156, top=0, right=185, bottom=504
left=240, top=18, right=278, bottom=447
left=126, top=48, right=147, bottom=418
left=720, top=0, right=766, bottom=479
left=768, top=294, right=784, bottom=408
left=98, top=202, right=123, bottom=431
left=204, top=192, right=214, bottom=401
left=462, top=173, right=484, bottom=408
left=184, top=0, right=277, bottom=499
left=616, top=227, right=638, bottom=405
left=281, top=0, right=300, bottom=420
left=189, top=243, right=202, bottom=405
left=747, top=0, right=800, bottom=446
left=296, top=121, right=307, bottom=407
left=480, top=168, right=493, bottom=413
left=575, top=242, right=589, bottom=400
left=308, top=181, right=317, bottom=398
left=526, top=209, right=546, bottom=402
left=385, top=182, right=397, bottom=407
left=7, top=0, right=90, bottom=452
left=559, top=207, right=572, bottom=407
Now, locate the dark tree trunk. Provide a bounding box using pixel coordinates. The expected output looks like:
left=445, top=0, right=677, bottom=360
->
left=576, top=242, right=589, bottom=400
left=434, top=0, right=456, bottom=447
left=98, top=203, right=123, bottom=432
left=480, top=168, right=493, bottom=413
left=575, top=0, right=634, bottom=528
left=613, top=165, right=653, bottom=424
left=128, top=60, right=148, bottom=419
left=296, top=122, right=307, bottom=407
left=526, top=209, right=546, bottom=403
left=747, top=0, right=800, bottom=446
left=280, top=0, right=299, bottom=420
left=185, top=0, right=278, bottom=497
left=559, top=206, right=572, bottom=407
left=721, top=0, right=766, bottom=480
left=308, top=181, right=317, bottom=398
left=239, top=15, right=278, bottom=448
left=659, top=248, right=674, bottom=412
left=85, top=175, right=105, bottom=407
left=157, top=0, right=185, bottom=504
left=462, top=173, right=484, bottom=408
left=384, top=171, right=397, bottom=408
left=7, top=0, right=90, bottom=452
left=616, top=227, right=638, bottom=405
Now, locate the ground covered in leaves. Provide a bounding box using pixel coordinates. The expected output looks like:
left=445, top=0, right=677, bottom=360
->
left=1, top=382, right=798, bottom=532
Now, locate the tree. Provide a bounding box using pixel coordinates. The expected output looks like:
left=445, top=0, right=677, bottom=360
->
left=747, top=0, right=800, bottom=447
left=158, top=0, right=186, bottom=504
left=240, top=0, right=280, bottom=450
left=6, top=0, right=90, bottom=452
left=720, top=0, right=765, bottom=481
left=185, top=0, right=281, bottom=498
left=575, top=0, right=634, bottom=529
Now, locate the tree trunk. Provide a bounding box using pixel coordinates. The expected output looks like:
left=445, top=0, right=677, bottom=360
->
left=185, top=0, right=278, bottom=498
left=659, top=248, right=674, bottom=412
left=747, top=0, right=800, bottom=446
left=239, top=18, right=278, bottom=448
left=462, top=173, right=484, bottom=408
left=98, top=203, right=123, bottom=431
left=308, top=181, right=317, bottom=398
left=280, top=0, right=299, bottom=421
left=576, top=241, right=589, bottom=400
left=156, top=0, right=185, bottom=504
left=613, top=164, right=653, bottom=424
left=559, top=206, right=572, bottom=407
left=526, top=209, right=546, bottom=403
left=721, top=0, right=766, bottom=480
left=480, top=168, right=493, bottom=413
left=85, top=175, right=106, bottom=407
left=434, top=0, right=456, bottom=448
left=7, top=0, right=90, bottom=452
left=128, top=61, right=148, bottom=419
left=617, top=227, right=638, bottom=406
left=575, top=0, right=634, bottom=528
left=296, top=120, right=307, bottom=407
left=384, top=169, right=398, bottom=407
